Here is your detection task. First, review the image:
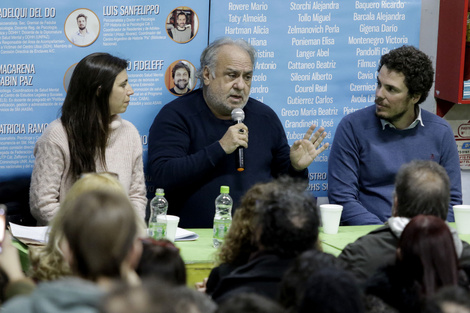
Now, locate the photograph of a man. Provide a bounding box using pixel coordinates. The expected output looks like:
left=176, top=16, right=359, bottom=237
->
left=65, top=9, right=99, bottom=47
left=71, top=13, right=96, bottom=46
left=169, top=62, right=192, bottom=95
left=166, top=8, right=198, bottom=43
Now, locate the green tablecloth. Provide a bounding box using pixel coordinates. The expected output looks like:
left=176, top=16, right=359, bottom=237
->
left=180, top=224, right=470, bottom=262
left=176, top=229, right=217, bottom=264
left=320, top=223, right=470, bottom=256
left=14, top=224, right=470, bottom=287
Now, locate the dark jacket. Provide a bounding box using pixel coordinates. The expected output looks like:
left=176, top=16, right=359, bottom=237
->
left=210, top=252, right=294, bottom=303
left=365, top=264, right=423, bottom=313
left=338, top=220, right=470, bottom=283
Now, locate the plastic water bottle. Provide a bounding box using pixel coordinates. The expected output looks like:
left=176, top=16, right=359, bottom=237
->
left=213, top=186, right=233, bottom=248
left=148, top=188, right=168, bottom=240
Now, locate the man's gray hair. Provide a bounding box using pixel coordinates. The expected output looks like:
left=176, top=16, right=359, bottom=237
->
left=196, top=37, right=257, bottom=84
left=394, top=160, right=450, bottom=220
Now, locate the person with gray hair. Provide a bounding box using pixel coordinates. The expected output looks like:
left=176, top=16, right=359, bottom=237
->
left=338, top=160, right=470, bottom=283
left=148, top=37, right=329, bottom=228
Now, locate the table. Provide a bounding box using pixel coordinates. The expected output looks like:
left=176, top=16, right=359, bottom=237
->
left=175, top=229, right=216, bottom=287
left=179, top=224, right=470, bottom=286
left=14, top=224, right=470, bottom=288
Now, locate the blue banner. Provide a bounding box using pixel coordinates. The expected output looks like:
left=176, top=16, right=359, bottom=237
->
left=208, top=0, right=421, bottom=196
left=1, top=0, right=421, bottom=198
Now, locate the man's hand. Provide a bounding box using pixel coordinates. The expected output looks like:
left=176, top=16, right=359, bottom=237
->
left=219, top=123, right=248, bottom=154
left=290, top=125, right=329, bottom=171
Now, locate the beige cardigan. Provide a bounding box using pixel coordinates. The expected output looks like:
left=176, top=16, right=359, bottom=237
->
left=29, top=115, right=147, bottom=225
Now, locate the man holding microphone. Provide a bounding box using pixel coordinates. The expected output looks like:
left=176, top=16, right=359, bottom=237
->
left=148, top=37, right=328, bottom=227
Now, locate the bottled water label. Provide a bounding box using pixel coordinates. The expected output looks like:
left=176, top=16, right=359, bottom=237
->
left=213, top=219, right=231, bottom=240
left=148, top=222, right=167, bottom=240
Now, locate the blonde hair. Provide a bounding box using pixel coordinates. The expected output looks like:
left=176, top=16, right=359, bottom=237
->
left=61, top=189, right=137, bottom=280
left=29, top=173, right=138, bottom=281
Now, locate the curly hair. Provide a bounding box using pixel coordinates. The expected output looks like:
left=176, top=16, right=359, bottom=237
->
left=217, top=176, right=319, bottom=264
left=215, top=182, right=265, bottom=266
left=254, top=176, right=320, bottom=258
left=378, top=45, right=434, bottom=105
left=28, top=228, right=72, bottom=282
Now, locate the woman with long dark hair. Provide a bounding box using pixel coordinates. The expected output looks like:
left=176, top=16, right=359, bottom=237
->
left=30, top=52, right=147, bottom=225
left=366, top=215, right=467, bottom=312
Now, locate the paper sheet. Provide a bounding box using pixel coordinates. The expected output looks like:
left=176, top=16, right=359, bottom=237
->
left=9, top=222, right=198, bottom=244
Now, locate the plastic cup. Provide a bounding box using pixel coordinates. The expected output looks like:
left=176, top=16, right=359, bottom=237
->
left=165, top=215, right=180, bottom=242
left=453, top=205, right=470, bottom=235
left=320, top=204, right=343, bottom=234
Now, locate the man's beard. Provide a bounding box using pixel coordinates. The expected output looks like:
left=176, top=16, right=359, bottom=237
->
left=375, top=107, right=407, bottom=124
left=175, top=79, right=188, bottom=90
left=204, top=87, right=247, bottom=117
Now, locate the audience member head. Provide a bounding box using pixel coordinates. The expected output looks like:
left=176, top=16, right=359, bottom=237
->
left=378, top=45, right=434, bottom=105
left=393, top=160, right=450, bottom=220
left=59, top=189, right=141, bottom=282
left=298, top=267, right=365, bottom=313
left=397, top=215, right=459, bottom=297
left=362, top=294, right=399, bottom=313
left=100, top=280, right=217, bottom=313
left=29, top=172, right=129, bottom=281
left=216, top=181, right=271, bottom=266
left=197, top=37, right=256, bottom=84
left=216, top=293, right=285, bottom=313
left=279, top=249, right=346, bottom=312
left=253, top=176, right=320, bottom=258
left=61, top=52, right=130, bottom=178
left=136, top=237, right=186, bottom=286
left=424, top=286, right=470, bottom=313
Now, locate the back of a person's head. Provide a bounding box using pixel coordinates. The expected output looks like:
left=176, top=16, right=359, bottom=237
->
left=362, top=294, right=399, bottom=313
left=172, top=285, right=217, bottom=313
left=254, top=176, right=320, bottom=257
left=136, top=238, right=186, bottom=286
left=61, top=189, right=138, bottom=281
left=29, top=173, right=129, bottom=281
left=100, top=280, right=216, bottom=313
left=279, top=249, right=346, bottom=311
left=217, top=181, right=280, bottom=266
left=398, top=215, right=459, bottom=296
left=394, top=160, right=450, bottom=219
left=298, top=267, right=365, bottom=313
left=216, top=293, right=285, bottom=313
left=423, top=285, right=470, bottom=313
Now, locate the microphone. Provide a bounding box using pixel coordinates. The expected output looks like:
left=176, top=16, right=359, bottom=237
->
left=231, top=108, right=245, bottom=172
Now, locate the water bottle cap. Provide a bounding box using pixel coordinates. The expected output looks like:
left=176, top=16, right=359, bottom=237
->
left=155, top=188, right=165, bottom=196
left=220, top=186, right=230, bottom=194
